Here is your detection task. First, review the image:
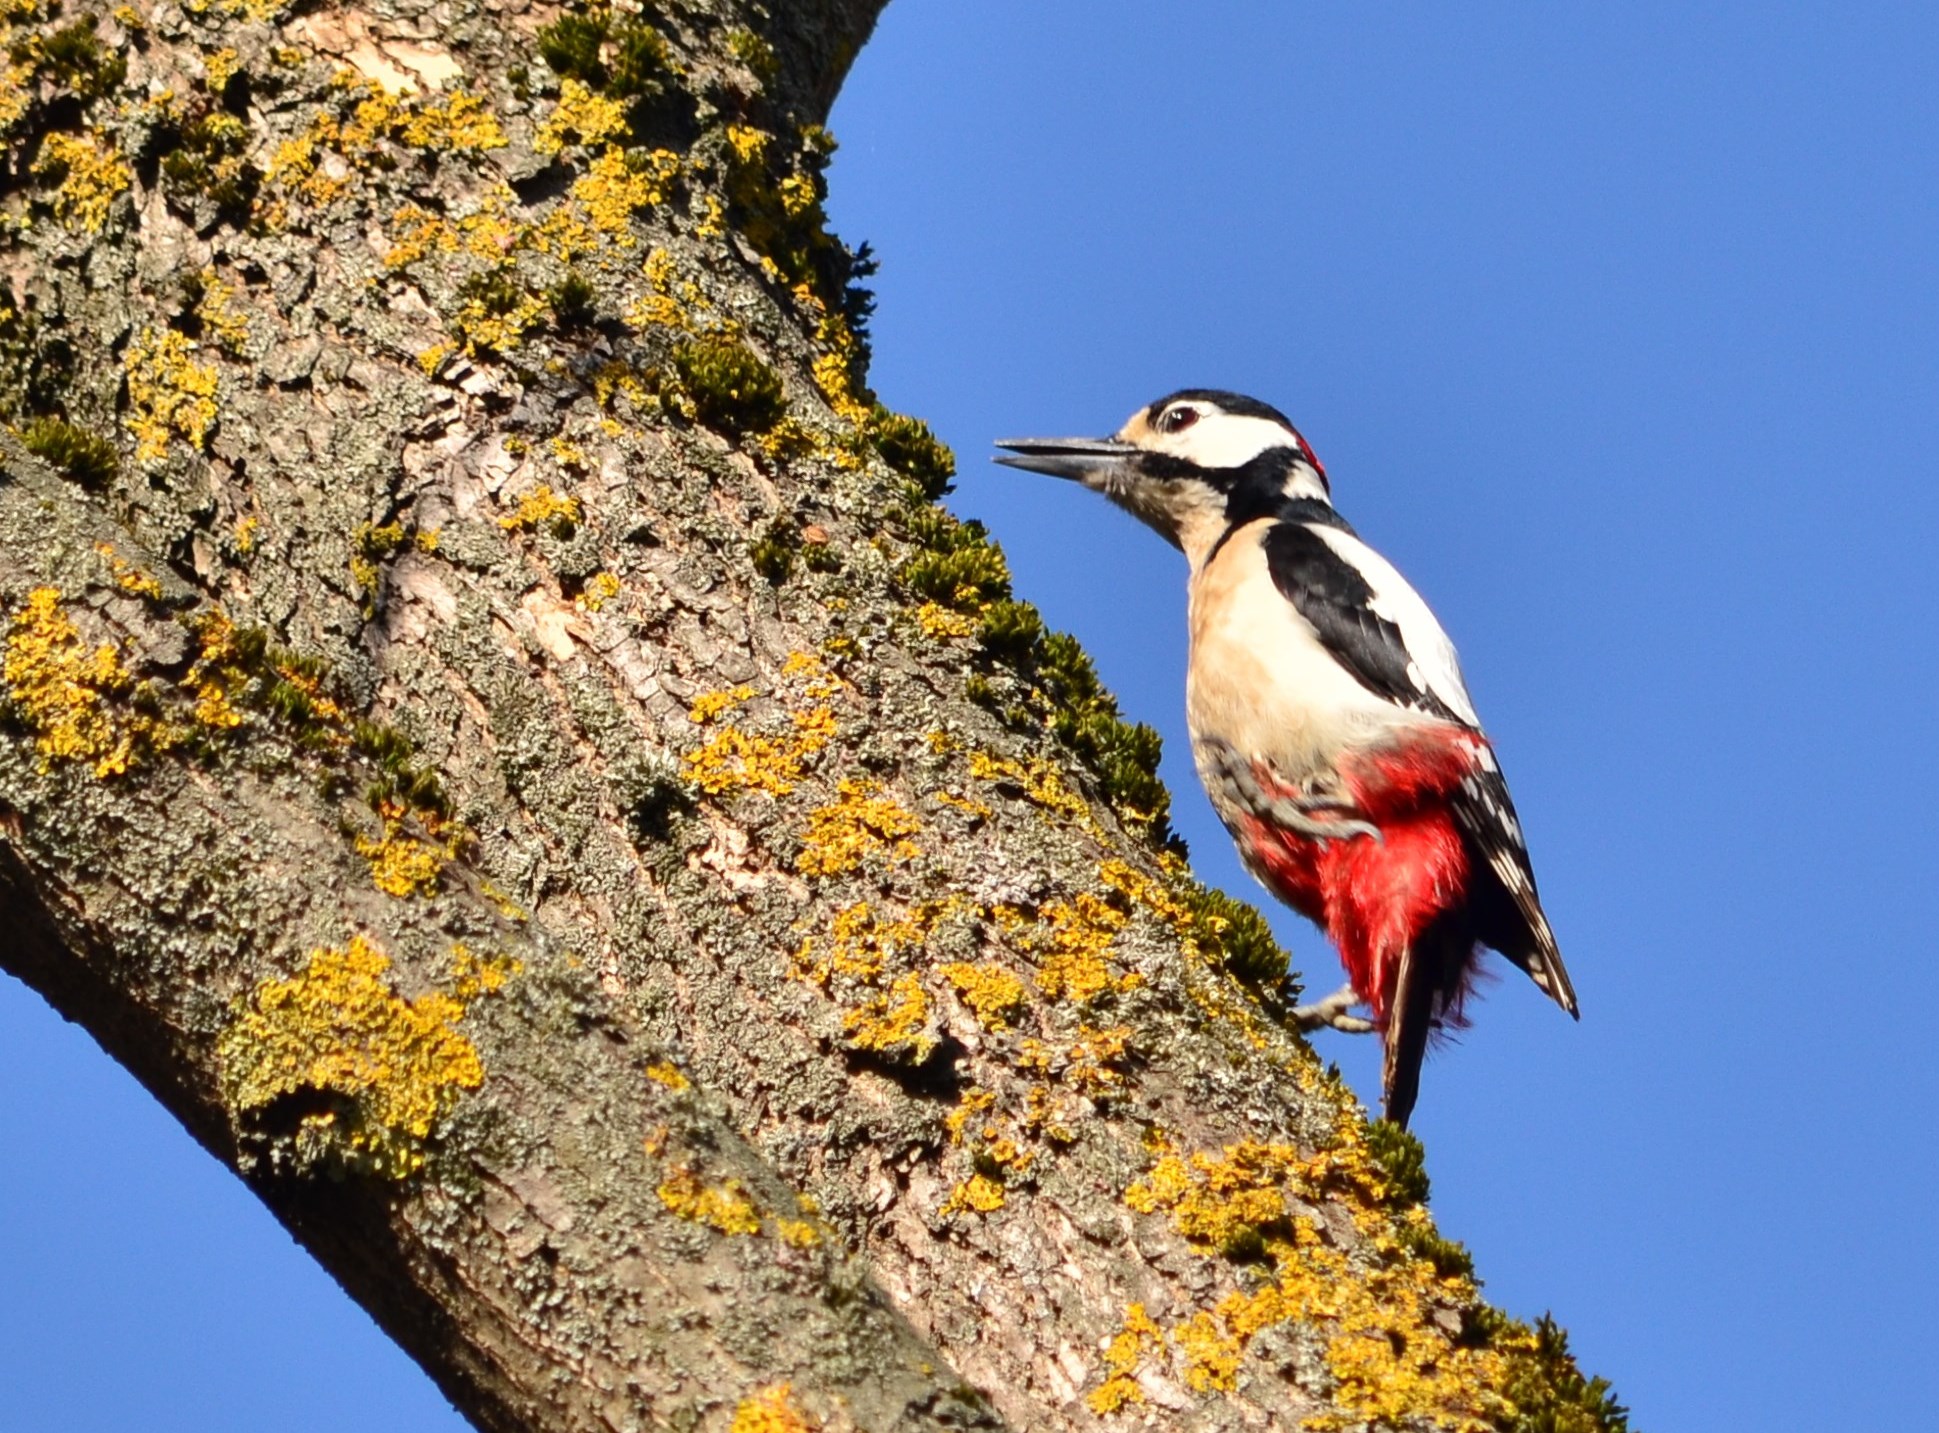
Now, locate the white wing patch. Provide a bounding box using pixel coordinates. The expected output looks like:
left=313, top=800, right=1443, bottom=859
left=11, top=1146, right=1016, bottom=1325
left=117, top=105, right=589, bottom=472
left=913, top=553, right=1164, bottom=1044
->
left=1309, top=525, right=1481, bottom=728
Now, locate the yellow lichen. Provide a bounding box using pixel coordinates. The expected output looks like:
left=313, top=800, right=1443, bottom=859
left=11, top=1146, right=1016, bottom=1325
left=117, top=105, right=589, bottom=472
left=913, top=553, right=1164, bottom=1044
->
left=216, top=935, right=493, bottom=1179
left=396, top=89, right=507, bottom=152
left=780, top=648, right=842, bottom=698
left=449, top=944, right=521, bottom=999
left=353, top=798, right=459, bottom=898
left=689, top=684, right=756, bottom=724
left=577, top=571, right=622, bottom=612
left=32, top=131, right=130, bottom=232
left=793, top=900, right=930, bottom=984
left=729, top=1384, right=814, bottom=1433
left=453, top=280, right=548, bottom=358
left=535, top=77, right=628, bottom=155
left=260, top=83, right=502, bottom=219
left=497, top=484, right=582, bottom=533
left=657, top=1167, right=761, bottom=1235
left=914, top=601, right=976, bottom=640
left=842, top=971, right=931, bottom=1059
left=574, top=147, right=681, bottom=239
left=937, top=961, right=1026, bottom=1030
left=724, top=123, right=768, bottom=166
left=968, top=750, right=1093, bottom=824
left=356, top=824, right=448, bottom=898
left=795, top=778, right=920, bottom=878
left=1121, top=1118, right=1531, bottom=1431
left=203, top=45, right=241, bottom=92
left=1173, top=1310, right=1245, bottom=1393
left=934, top=790, right=993, bottom=822
left=774, top=1217, right=821, bottom=1250
left=1030, top=892, right=1138, bottom=1004
left=683, top=708, right=830, bottom=797
left=125, top=327, right=219, bottom=462
left=193, top=268, right=251, bottom=354
left=1064, top=1023, right=1133, bottom=1091
left=3, top=588, right=174, bottom=777
left=694, top=191, right=727, bottom=241
left=645, top=1060, right=690, bottom=1090
left=1088, top=1304, right=1163, bottom=1414
left=95, top=543, right=164, bottom=600
left=939, top=1172, right=1006, bottom=1217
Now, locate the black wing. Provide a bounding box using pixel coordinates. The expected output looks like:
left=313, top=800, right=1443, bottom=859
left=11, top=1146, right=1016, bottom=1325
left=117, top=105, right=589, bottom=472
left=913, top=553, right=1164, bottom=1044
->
left=1451, top=761, right=1578, bottom=1017
left=1261, top=521, right=1469, bottom=725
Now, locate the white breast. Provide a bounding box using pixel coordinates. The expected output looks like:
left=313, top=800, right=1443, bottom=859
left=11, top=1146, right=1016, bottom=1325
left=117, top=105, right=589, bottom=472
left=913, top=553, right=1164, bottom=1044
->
left=1184, top=521, right=1424, bottom=783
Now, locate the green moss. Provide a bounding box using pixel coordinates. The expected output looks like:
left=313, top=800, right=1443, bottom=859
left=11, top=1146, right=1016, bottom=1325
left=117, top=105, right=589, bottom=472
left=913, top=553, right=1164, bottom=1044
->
left=871, top=404, right=954, bottom=500
left=1176, top=883, right=1289, bottom=987
left=19, top=416, right=117, bottom=488
left=160, top=112, right=261, bottom=221
left=671, top=336, right=785, bottom=434
left=1471, top=1311, right=1633, bottom=1433
left=897, top=510, right=1012, bottom=610
left=546, top=271, right=598, bottom=329
left=537, top=9, right=671, bottom=102
left=1398, top=1223, right=1474, bottom=1281
left=750, top=519, right=796, bottom=584
left=1365, top=1120, right=1432, bottom=1208
left=353, top=720, right=451, bottom=820
left=13, top=20, right=126, bottom=102
left=900, top=545, right=1009, bottom=610
left=974, top=599, right=1043, bottom=661
left=724, top=27, right=778, bottom=86
left=1031, top=631, right=1174, bottom=842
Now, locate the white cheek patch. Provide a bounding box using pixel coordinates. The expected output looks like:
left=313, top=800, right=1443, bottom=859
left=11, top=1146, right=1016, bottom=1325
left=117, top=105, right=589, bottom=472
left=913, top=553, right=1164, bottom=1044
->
left=1150, top=414, right=1299, bottom=470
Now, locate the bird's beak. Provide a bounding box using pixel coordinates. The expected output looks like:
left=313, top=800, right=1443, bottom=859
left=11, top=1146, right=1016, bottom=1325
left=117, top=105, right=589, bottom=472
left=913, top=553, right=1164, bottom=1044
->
left=992, top=437, right=1136, bottom=483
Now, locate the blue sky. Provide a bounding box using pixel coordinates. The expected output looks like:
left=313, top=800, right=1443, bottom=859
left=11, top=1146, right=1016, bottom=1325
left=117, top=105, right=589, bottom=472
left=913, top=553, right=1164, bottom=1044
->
left=5, top=3, right=1937, bottom=1427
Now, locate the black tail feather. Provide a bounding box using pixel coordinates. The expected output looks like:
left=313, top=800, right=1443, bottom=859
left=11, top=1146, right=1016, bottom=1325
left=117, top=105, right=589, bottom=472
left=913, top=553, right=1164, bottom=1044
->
left=1382, top=922, right=1476, bottom=1129
left=1382, top=944, right=1439, bottom=1130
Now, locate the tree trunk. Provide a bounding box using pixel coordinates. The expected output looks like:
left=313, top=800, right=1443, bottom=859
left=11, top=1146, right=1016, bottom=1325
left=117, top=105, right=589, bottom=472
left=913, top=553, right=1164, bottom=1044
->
left=0, top=2, right=1625, bottom=1430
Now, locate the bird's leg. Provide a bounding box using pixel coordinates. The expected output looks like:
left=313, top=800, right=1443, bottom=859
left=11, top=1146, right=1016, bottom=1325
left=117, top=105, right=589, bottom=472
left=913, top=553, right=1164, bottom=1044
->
left=1210, top=743, right=1381, bottom=843
left=1290, top=983, right=1376, bottom=1034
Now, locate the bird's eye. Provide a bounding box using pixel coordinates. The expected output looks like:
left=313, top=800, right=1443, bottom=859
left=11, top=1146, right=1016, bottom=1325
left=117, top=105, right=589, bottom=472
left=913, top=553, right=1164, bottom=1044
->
left=1161, top=406, right=1199, bottom=433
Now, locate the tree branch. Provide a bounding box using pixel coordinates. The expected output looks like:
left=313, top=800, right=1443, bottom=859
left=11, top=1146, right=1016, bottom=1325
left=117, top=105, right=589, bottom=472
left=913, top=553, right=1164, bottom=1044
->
left=0, top=1, right=1626, bottom=1429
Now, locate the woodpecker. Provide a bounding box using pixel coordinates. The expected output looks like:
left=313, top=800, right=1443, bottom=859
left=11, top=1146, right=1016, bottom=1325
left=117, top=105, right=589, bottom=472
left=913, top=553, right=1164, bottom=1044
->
left=995, top=390, right=1576, bottom=1127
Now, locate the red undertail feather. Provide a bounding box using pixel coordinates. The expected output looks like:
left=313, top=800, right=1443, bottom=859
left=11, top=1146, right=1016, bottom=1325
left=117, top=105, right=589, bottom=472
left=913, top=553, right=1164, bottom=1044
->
left=1240, top=726, right=1490, bottom=1126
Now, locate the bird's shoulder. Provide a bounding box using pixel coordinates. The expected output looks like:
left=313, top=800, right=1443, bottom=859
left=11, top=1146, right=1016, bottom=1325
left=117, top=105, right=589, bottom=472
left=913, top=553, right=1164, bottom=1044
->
left=1252, top=512, right=1481, bottom=727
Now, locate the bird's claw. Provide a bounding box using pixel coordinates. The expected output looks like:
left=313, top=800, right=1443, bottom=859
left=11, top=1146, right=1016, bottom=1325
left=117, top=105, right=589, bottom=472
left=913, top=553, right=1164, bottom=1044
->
left=1290, top=983, right=1375, bottom=1035
left=1260, top=794, right=1383, bottom=844
left=1209, top=743, right=1382, bottom=844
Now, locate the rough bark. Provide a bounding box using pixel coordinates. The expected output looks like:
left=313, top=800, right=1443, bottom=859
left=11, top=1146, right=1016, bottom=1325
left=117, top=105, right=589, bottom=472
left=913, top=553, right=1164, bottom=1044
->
left=0, top=2, right=1627, bottom=1431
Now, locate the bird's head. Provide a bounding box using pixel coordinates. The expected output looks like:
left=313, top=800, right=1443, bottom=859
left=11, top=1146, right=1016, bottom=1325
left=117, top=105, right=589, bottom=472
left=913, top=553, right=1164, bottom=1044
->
left=995, top=389, right=1330, bottom=557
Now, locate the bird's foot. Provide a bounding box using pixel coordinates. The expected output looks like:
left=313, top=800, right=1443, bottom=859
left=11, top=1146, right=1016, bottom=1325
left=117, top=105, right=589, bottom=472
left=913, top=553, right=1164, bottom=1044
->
left=1208, top=743, right=1381, bottom=844
left=1261, top=790, right=1382, bottom=844
left=1290, top=983, right=1376, bottom=1034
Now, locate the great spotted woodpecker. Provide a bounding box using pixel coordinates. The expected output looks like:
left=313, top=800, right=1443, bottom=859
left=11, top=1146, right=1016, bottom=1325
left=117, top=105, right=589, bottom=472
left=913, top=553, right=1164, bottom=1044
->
left=995, top=390, right=1576, bottom=1127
